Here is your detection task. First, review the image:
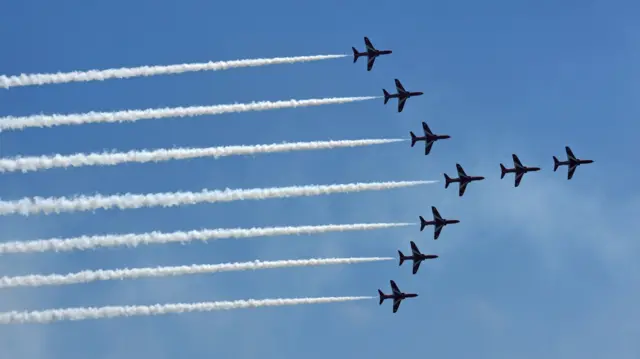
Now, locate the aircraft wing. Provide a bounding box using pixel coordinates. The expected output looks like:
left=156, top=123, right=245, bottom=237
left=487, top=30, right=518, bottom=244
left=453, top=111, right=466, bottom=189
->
left=367, top=56, right=376, bottom=71
left=456, top=163, right=467, bottom=177
left=364, top=37, right=375, bottom=52
left=410, top=241, right=421, bottom=256
left=395, top=79, right=406, bottom=93
left=434, top=224, right=443, bottom=240
left=512, top=154, right=523, bottom=169
left=390, top=280, right=401, bottom=295
left=422, top=122, right=433, bottom=136
left=412, top=260, right=422, bottom=275
left=568, top=164, right=577, bottom=180
left=515, top=172, right=524, bottom=187
left=431, top=206, right=442, bottom=221
left=459, top=182, right=468, bottom=197
left=398, top=97, right=407, bottom=112
left=392, top=298, right=402, bottom=313
left=565, top=146, right=577, bottom=161
left=424, top=140, right=434, bottom=155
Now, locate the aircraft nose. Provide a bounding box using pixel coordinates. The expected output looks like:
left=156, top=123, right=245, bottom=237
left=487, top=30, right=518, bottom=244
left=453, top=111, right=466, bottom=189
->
left=417, top=92, right=424, bottom=96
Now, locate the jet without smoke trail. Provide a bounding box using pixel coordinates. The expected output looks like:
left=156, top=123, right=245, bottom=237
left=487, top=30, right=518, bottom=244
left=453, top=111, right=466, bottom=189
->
left=0, top=296, right=374, bottom=324
left=0, top=96, right=379, bottom=131
left=0, top=222, right=414, bottom=254
left=0, top=180, right=435, bottom=216
left=0, top=54, right=347, bottom=89
left=0, top=257, right=394, bottom=288
left=0, top=138, right=405, bottom=173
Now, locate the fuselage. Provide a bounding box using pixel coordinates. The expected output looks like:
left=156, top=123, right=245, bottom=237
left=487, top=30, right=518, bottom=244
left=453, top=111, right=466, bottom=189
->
left=396, top=293, right=418, bottom=300
left=506, top=166, right=541, bottom=173
left=450, top=175, right=485, bottom=183
left=416, top=254, right=438, bottom=260
left=359, top=49, right=392, bottom=58
left=424, top=219, right=460, bottom=226
left=559, top=159, right=594, bottom=166
left=415, top=134, right=450, bottom=142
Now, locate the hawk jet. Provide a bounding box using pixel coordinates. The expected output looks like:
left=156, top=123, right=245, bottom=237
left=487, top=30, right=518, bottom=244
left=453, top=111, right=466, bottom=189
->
left=410, top=122, right=451, bottom=155
left=351, top=37, right=392, bottom=71
left=419, top=206, right=460, bottom=240
left=398, top=241, right=438, bottom=274
left=378, top=280, right=418, bottom=313
left=383, top=79, right=423, bottom=113
left=500, top=154, right=541, bottom=187
left=553, top=146, right=594, bottom=180
left=444, top=164, right=485, bottom=197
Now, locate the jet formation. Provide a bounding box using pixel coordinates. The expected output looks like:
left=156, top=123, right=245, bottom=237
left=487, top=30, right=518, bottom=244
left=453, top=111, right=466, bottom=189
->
left=351, top=36, right=594, bottom=313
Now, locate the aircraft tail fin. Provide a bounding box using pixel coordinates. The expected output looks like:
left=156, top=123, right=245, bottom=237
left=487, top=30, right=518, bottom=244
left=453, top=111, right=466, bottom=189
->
left=352, top=47, right=360, bottom=63
left=444, top=173, right=451, bottom=189
left=383, top=89, right=390, bottom=104
left=419, top=216, right=427, bottom=231
left=378, top=290, right=386, bottom=305
left=398, top=250, right=405, bottom=266
left=553, top=156, right=560, bottom=171
left=500, top=164, right=507, bottom=179
left=410, top=132, right=417, bottom=147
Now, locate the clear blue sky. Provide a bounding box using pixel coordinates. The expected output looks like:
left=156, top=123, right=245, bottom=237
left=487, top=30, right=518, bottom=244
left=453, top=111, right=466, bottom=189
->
left=0, top=0, right=638, bottom=358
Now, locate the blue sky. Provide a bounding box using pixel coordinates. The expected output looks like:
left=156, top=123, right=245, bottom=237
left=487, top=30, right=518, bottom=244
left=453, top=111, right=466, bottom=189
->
left=0, top=0, right=638, bottom=358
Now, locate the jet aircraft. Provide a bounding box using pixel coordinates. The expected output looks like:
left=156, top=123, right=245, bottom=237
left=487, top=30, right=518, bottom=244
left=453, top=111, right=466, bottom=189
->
left=398, top=241, right=438, bottom=274
left=378, top=280, right=418, bottom=313
left=500, top=154, right=541, bottom=187
left=410, top=122, right=451, bottom=155
left=383, top=79, right=423, bottom=113
left=553, top=146, right=594, bottom=180
left=419, top=206, right=460, bottom=240
left=444, top=164, right=485, bottom=197
left=351, top=37, right=392, bottom=71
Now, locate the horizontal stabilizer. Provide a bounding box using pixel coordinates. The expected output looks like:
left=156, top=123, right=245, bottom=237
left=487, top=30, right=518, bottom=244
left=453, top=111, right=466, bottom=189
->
left=410, top=132, right=417, bottom=147
left=444, top=173, right=451, bottom=188
left=419, top=216, right=427, bottom=231
left=352, top=47, right=360, bottom=63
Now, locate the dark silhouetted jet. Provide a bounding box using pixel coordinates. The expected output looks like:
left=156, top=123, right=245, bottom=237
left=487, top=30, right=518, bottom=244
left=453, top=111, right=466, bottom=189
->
left=419, top=206, right=460, bottom=240
left=500, top=154, right=541, bottom=187
left=553, top=146, right=594, bottom=180
left=378, top=280, right=417, bottom=313
left=398, top=241, right=438, bottom=274
left=410, top=122, right=451, bottom=155
left=352, top=37, right=392, bottom=71
left=383, top=79, right=423, bottom=113
left=444, top=163, right=485, bottom=197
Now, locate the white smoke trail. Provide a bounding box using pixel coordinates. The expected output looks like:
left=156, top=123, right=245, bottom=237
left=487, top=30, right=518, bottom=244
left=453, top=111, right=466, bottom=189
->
left=0, top=54, right=347, bottom=89
left=0, top=257, right=393, bottom=289
left=0, top=222, right=414, bottom=254
left=0, top=296, right=373, bottom=324
left=0, top=180, right=434, bottom=216
left=0, top=96, right=379, bottom=131
left=0, top=138, right=405, bottom=173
